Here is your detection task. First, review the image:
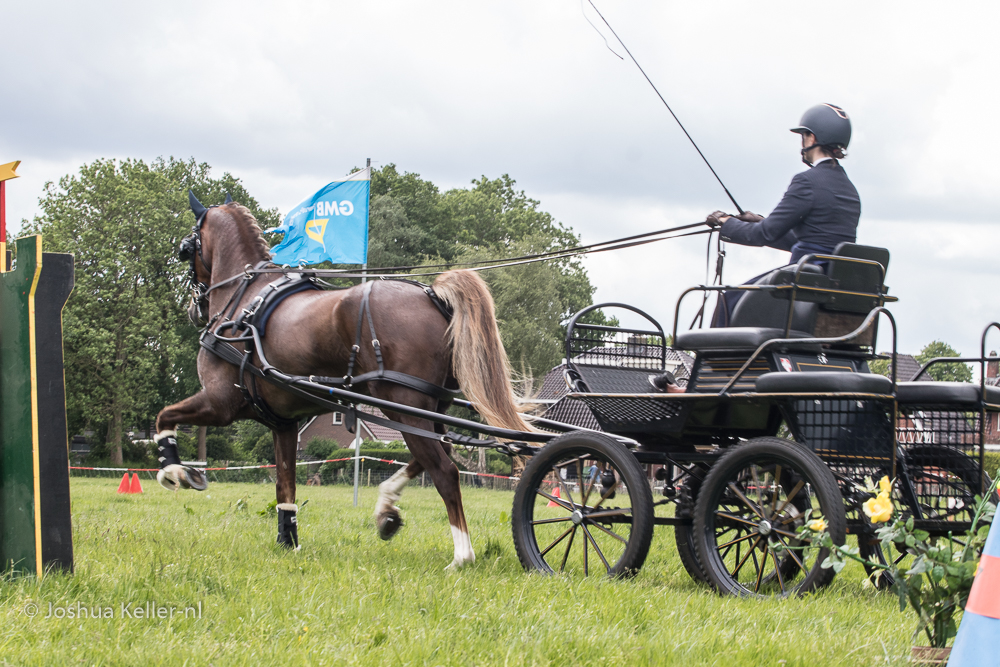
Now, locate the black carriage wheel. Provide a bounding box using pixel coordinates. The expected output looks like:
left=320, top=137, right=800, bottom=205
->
left=858, top=445, right=996, bottom=588
left=674, top=473, right=708, bottom=583
left=512, top=431, right=654, bottom=578
left=693, top=437, right=847, bottom=597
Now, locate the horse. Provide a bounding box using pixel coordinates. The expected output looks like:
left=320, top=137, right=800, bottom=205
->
left=154, top=193, right=532, bottom=568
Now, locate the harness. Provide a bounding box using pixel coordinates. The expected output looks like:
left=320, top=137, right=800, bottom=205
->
left=198, top=269, right=460, bottom=430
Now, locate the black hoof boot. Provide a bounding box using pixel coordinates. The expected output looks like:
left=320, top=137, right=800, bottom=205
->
left=154, top=431, right=209, bottom=492
left=377, top=511, right=404, bottom=541
left=277, top=504, right=299, bottom=550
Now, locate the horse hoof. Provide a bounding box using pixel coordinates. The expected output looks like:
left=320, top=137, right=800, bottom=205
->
left=180, top=467, right=209, bottom=491
left=377, top=512, right=403, bottom=541
left=157, top=465, right=209, bottom=492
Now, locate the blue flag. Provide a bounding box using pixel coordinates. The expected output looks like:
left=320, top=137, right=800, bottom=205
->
left=270, top=169, right=370, bottom=266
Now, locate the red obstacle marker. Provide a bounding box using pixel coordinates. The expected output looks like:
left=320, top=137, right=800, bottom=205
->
left=116, top=472, right=130, bottom=494
left=547, top=486, right=561, bottom=507
left=128, top=473, right=143, bottom=494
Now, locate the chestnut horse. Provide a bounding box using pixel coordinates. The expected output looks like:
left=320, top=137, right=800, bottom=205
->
left=154, top=196, right=530, bottom=568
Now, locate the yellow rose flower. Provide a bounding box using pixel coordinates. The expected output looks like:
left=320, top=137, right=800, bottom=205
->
left=808, top=518, right=827, bottom=532
left=878, top=476, right=892, bottom=496
left=863, top=491, right=894, bottom=523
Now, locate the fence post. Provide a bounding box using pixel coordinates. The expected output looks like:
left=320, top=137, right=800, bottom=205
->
left=352, top=429, right=361, bottom=507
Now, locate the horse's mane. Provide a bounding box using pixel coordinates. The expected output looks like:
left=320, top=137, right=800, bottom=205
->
left=225, top=203, right=272, bottom=263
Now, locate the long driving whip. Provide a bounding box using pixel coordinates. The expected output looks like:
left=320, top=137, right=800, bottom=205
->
left=585, top=1, right=744, bottom=215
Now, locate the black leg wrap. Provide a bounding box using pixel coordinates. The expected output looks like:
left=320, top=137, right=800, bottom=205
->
left=155, top=434, right=182, bottom=469
left=277, top=508, right=299, bottom=549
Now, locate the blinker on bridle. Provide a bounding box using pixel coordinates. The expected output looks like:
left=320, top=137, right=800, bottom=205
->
left=181, top=190, right=233, bottom=323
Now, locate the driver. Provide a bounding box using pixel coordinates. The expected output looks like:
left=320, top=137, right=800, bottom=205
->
left=650, top=103, right=859, bottom=393
left=709, top=103, right=860, bottom=327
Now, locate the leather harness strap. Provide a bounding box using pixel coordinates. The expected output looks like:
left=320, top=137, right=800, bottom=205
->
left=201, top=276, right=460, bottom=431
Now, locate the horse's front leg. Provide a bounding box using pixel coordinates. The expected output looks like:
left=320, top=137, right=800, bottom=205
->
left=274, top=428, right=301, bottom=549
left=375, top=458, right=424, bottom=541
left=154, top=390, right=236, bottom=492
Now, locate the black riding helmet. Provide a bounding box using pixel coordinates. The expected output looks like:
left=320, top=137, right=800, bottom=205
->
left=790, top=103, right=852, bottom=149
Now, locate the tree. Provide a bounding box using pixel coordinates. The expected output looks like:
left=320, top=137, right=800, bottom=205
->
left=916, top=340, right=973, bottom=383
left=24, top=157, right=279, bottom=464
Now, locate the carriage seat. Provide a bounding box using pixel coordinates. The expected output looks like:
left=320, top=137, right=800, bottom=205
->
left=755, top=371, right=892, bottom=394
left=675, top=327, right=818, bottom=353
left=895, top=382, right=1000, bottom=407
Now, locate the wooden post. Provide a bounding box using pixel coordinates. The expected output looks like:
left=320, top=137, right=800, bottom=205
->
left=197, top=426, right=207, bottom=462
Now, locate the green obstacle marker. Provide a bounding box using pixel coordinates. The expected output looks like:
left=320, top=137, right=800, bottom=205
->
left=0, top=235, right=74, bottom=576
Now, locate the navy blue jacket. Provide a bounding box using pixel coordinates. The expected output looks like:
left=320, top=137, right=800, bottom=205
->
left=720, top=160, right=860, bottom=261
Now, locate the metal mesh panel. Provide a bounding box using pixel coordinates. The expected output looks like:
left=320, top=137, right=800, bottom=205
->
left=785, top=398, right=894, bottom=462
left=576, top=366, right=658, bottom=394
left=896, top=405, right=987, bottom=525
left=567, top=324, right=665, bottom=370
left=575, top=395, right=686, bottom=433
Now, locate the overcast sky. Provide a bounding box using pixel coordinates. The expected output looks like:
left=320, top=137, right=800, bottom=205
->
left=2, top=1, right=998, bottom=360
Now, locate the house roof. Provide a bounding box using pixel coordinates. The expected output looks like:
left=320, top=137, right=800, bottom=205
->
left=298, top=406, right=404, bottom=443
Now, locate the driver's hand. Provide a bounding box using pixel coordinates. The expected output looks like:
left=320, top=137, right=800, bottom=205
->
left=706, top=210, right=729, bottom=228
left=734, top=210, right=764, bottom=223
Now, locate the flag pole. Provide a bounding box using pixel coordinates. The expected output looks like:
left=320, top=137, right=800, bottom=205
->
left=353, top=157, right=372, bottom=508
left=0, top=160, right=21, bottom=272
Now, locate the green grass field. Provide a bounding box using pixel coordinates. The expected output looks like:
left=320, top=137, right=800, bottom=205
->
left=1, top=478, right=919, bottom=666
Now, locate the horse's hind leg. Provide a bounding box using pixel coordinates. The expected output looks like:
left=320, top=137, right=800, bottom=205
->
left=375, top=458, right=424, bottom=540
left=274, top=428, right=301, bottom=549
left=395, top=422, right=474, bottom=569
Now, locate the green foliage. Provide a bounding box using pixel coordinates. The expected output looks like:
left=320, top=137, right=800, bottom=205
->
left=916, top=340, right=973, bottom=383
left=249, top=433, right=275, bottom=464
left=176, top=432, right=197, bottom=461
left=368, top=165, right=603, bottom=378
left=205, top=435, right=234, bottom=461
left=305, top=437, right=338, bottom=460
left=24, top=157, right=278, bottom=464
left=868, top=358, right=891, bottom=378
left=794, top=477, right=998, bottom=648
left=233, top=421, right=269, bottom=460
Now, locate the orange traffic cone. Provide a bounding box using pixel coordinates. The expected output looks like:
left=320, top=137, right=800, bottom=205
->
left=547, top=486, right=561, bottom=507
left=116, top=472, right=130, bottom=494
left=129, top=473, right=143, bottom=494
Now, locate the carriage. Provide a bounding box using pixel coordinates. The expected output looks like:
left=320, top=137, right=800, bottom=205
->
left=506, top=242, right=999, bottom=596
left=174, top=197, right=998, bottom=596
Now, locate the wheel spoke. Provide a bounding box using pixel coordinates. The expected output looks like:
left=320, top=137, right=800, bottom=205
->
left=715, top=510, right=761, bottom=529
left=559, top=526, right=577, bottom=572
left=578, top=459, right=594, bottom=508
left=587, top=519, right=628, bottom=545
left=590, top=474, right=619, bottom=512
left=540, top=526, right=575, bottom=557
left=531, top=516, right=573, bottom=526
left=731, top=536, right=762, bottom=577
left=769, top=546, right=786, bottom=593
left=773, top=479, right=805, bottom=518
left=770, top=464, right=782, bottom=516
left=753, top=547, right=769, bottom=594
left=583, top=525, right=612, bottom=574
left=536, top=489, right=574, bottom=512
left=773, top=534, right=809, bottom=576
left=727, top=482, right=764, bottom=518
left=557, top=472, right=576, bottom=512
left=770, top=527, right=799, bottom=539
left=717, top=531, right=759, bottom=550
left=750, top=466, right=766, bottom=517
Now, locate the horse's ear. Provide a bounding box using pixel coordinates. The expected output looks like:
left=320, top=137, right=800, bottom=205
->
left=224, top=193, right=233, bottom=204
left=189, top=190, right=208, bottom=219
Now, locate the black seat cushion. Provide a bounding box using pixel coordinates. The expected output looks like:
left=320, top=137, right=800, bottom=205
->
left=675, top=327, right=816, bottom=352
left=896, top=382, right=1000, bottom=406
left=756, top=371, right=892, bottom=394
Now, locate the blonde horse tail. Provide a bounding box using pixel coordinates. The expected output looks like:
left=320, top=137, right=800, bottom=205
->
left=432, top=270, right=534, bottom=433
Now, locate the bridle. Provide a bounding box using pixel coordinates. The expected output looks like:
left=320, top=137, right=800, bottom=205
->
left=178, top=207, right=213, bottom=325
